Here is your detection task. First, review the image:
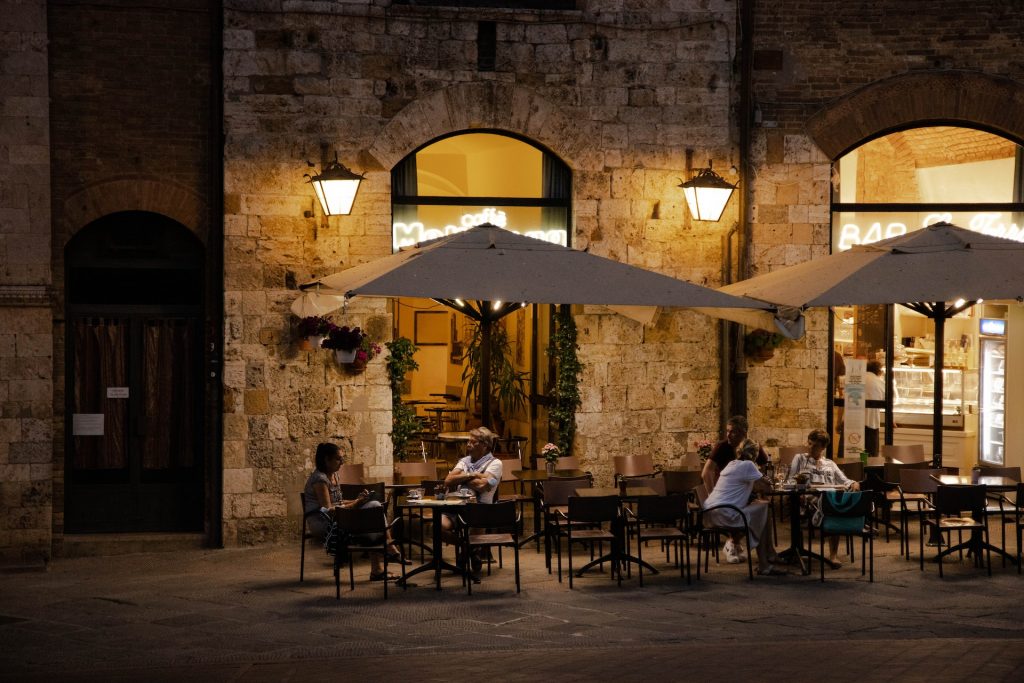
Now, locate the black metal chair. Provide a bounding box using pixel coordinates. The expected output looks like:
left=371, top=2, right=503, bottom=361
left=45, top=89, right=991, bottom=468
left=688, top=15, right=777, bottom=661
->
left=556, top=495, right=621, bottom=589
left=298, top=492, right=321, bottom=582
left=538, top=475, right=593, bottom=572
left=332, top=505, right=405, bottom=598
left=457, top=501, right=521, bottom=594
left=1015, top=482, right=1024, bottom=575
left=694, top=484, right=754, bottom=580
left=919, top=484, right=991, bottom=578
left=626, top=493, right=691, bottom=585
left=812, top=490, right=874, bottom=582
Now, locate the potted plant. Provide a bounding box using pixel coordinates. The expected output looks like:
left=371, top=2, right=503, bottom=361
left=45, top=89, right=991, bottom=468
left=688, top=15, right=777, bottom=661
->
left=743, top=328, right=785, bottom=362
left=322, top=325, right=366, bottom=364
left=296, top=315, right=333, bottom=351
left=462, top=320, right=529, bottom=435
left=348, top=336, right=382, bottom=373
left=386, top=337, right=420, bottom=462
left=694, top=439, right=714, bottom=464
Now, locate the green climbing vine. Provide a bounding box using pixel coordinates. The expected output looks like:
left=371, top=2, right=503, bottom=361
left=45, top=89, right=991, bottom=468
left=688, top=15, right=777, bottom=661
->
left=385, top=337, right=420, bottom=461
left=548, top=306, right=582, bottom=456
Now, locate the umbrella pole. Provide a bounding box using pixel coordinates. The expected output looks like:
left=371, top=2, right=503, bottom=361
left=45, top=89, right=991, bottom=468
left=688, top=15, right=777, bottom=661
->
left=481, top=315, right=492, bottom=430
left=932, top=305, right=945, bottom=468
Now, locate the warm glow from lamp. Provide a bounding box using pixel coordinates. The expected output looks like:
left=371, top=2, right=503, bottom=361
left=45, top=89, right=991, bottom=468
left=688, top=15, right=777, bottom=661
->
left=679, top=162, right=737, bottom=222
left=306, top=155, right=365, bottom=216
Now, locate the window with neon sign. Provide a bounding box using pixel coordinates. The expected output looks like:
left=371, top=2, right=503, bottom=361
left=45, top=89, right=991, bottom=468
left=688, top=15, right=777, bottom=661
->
left=391, top=131, right=571, bottom=252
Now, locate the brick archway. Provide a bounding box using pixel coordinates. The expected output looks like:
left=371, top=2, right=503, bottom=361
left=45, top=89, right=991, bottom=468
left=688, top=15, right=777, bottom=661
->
left=806, top=70, right=1024, bottom=160
left=57, top=178, right=207, bottom=247
left=367, top=82, right=594, bottom=172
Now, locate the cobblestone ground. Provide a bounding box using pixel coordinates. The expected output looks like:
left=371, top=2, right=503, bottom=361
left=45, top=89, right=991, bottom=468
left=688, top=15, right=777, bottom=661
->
left=2, top=525, right=1024, bottom=682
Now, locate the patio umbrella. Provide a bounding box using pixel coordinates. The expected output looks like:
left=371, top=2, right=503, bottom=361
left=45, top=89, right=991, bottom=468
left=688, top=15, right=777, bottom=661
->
left=294, top=224, right=801, bottom=427
left=719, top=222, right=1024, bottom=464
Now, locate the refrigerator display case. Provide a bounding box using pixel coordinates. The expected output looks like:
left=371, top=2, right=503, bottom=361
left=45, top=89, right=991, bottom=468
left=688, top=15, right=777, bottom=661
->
left=890, top=366, right=978, bottom=430
left=978, top=321, right=1007, bottom=464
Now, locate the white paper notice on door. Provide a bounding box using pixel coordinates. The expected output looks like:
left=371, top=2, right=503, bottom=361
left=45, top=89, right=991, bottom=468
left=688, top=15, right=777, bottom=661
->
left=106, top=387, right=129, bottom=399
left=72, top=413, right=104, bottom=436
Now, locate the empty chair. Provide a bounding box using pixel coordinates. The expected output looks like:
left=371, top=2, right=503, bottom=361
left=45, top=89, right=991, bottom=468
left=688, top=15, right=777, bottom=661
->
left=979, top=466, right=1021, bottom=565
left=919, top=484, right=991, bottom=578
left=539, top=476, right=593, bottom=572
left=778, top=446, right=804, bottom=474
left=457, top=501, right=521, bottom=594
left=881, top=444, right=927, bottom=463
left=663, top=469, right=702, bottom=496
left=837, top=460, right=865, bottom=485
left=895, top=468, right=941, bottom=558
left=626, top=494, right=691, bottom=585
left=396, top=461, right=438, bottom=484
left=620, top=474, right=667, bottom=496
left=613, top=454, right=657, bottom=483
left=555, top=495, right=621, bottom=588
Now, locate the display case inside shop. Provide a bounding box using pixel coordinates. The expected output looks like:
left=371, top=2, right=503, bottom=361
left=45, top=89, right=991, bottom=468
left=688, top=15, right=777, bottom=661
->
left=890, top=367, right=978, bottom=430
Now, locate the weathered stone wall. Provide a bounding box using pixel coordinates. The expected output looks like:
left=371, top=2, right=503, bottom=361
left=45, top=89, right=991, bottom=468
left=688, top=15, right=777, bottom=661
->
left=0, top=0, right=52, bottom=565
left=745, top=0, right=1024, bottom=449
left=223, top=0, right=740, bottom=521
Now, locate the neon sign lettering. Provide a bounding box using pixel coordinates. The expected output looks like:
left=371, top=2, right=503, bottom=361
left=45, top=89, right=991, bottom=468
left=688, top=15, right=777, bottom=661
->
left=836, top=212, right=1024, bottom=251
left=392, top=207, right=568, bottom=251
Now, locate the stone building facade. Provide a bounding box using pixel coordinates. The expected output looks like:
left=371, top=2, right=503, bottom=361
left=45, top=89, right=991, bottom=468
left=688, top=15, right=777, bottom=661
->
left=2, top=0, right=1024, bottom=560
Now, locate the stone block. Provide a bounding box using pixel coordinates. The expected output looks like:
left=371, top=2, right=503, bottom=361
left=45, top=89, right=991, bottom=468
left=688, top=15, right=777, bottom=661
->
left=223, top=467, right=254, bottom=494
left=244, top=389, right=269, bottom=414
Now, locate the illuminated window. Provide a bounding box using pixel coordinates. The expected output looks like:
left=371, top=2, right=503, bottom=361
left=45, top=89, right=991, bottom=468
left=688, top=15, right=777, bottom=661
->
left=391, top=131, right=571, bottom=251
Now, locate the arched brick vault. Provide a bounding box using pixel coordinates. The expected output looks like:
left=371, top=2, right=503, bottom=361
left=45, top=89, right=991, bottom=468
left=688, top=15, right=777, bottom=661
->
left=366, top=82, right=599, bottom=173
left=806, top=70, right=1024, bottom=160
left=57, top=178, right=208, bottom=247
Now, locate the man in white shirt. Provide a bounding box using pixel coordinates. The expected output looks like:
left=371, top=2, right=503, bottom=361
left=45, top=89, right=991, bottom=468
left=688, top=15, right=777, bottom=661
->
left=441, top=427, right=503, bottom=581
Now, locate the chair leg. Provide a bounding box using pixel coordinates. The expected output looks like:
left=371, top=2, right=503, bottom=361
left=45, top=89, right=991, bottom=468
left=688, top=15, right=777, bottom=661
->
left=567, top=532, right=574, bottom=589
left=636, top=533, right=645, bottom=587
left=514, top=542, right=521, bottom=593
left=300, top=536, right=307, bottom=582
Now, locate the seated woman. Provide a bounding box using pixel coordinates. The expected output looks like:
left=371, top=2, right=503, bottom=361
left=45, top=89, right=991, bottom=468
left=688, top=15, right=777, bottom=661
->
left=785, top=429, right=859, bottom=568
left=303, top=442, right=408, bottom=581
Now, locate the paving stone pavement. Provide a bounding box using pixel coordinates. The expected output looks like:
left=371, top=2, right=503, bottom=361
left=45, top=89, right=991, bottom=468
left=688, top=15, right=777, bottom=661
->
left=2, top=535, right=1024, bottom=681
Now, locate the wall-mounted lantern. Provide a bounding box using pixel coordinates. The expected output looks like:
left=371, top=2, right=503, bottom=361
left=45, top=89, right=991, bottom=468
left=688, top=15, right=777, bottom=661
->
left=678, top=161, right=737, bottom=222
left=306, top=154, right=365, bottom=216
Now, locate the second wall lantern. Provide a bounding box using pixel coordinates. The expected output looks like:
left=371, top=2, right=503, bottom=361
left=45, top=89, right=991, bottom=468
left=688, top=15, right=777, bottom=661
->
left=679, top=162, right=737, bottom=222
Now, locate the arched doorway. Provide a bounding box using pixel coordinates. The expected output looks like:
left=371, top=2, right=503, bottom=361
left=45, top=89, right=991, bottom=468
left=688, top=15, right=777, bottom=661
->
left=390, top=131, right=572, bottom=455
left=65, top=211, right=206, bottom=532
left=829, top=125, right=1024, bottom=470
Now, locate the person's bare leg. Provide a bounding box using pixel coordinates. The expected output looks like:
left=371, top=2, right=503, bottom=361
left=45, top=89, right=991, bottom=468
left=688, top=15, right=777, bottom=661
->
left=828, top=536, right=841, bottom=565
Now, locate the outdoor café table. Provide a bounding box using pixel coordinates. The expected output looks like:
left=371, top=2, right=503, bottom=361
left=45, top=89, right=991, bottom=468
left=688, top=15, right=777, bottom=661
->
left=927, top=474, right=1019, bottom=565
left=512, top=469, right=588, bottom=548
left=437, top=431, right=471, bottom=443
left=395, top=495, right=470, bottom=590
left=571, top=486, right=660, bottom=578
left=835, top=456, right=887, bottom=474
left=770, top=484, right=838, bottom=575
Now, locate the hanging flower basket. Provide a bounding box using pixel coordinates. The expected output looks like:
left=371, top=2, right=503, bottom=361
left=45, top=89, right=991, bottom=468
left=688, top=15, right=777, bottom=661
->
left=334, top=348, right=357, bottom=364
left=298, top=335, right=325, bottom=352
left=743, top=329, right=785, bottom=363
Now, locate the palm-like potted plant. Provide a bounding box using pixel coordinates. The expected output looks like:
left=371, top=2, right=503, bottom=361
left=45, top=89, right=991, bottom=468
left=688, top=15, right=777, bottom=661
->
left=296, top=315, right=333, bottom=351
left=322, top=325, right=366, bottom=364
left=461, top=321, right=529, bottom=435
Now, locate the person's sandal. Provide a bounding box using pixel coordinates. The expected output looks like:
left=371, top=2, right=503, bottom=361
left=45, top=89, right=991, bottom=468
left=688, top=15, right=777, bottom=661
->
left=386, top=550, right=412, bottom=566
left=370, top=571, right=401, bottom=582
left=758, top=564, right=788, bottom=577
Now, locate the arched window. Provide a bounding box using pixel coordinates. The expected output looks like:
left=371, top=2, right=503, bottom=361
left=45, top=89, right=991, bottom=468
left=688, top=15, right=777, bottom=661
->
left=830, top=126, right=1024, bottom=466
left=391, top=130, right=571, bottom=251
left=390, top=132, right=572, bottom=451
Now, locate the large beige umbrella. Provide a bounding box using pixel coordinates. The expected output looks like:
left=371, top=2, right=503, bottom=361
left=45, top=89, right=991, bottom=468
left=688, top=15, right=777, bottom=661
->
left=295, top=224, right=801, bottom=426
left=720, top=222, right=1024, bottom=464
